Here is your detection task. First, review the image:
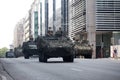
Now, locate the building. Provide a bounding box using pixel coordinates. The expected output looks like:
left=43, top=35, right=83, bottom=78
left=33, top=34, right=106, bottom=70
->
left=49, top=8, right=61, bottom=32
left=61, top=0, right=69, bottom=34
left=95, top=0, right=120, bottom=58
left=14, top=19, right=24, bottom=48
left=70, top=0, right=86, bottom=39
left=39, top=2, right=43, bottom=36
left=56, top=8, right=62, bottom=31
left=38, top=0, right=45, bottom=36
left=30, top=0, right=39, bottom=40
left=23, top=11, right=32, bottom=42
left=96, top=0, right=120, bottom=31
left=53, top=0, right=56, bottom=33
left=49, top=0, right=60, bottom=33
left=45, top=0, right=49, bottom=35
left=27, top=0, right=48, bottom=38
left=70, top=0, right=120, bottom=58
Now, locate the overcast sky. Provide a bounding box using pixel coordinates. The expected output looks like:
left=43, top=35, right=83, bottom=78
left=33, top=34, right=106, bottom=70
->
left=0, top=0, right=35, bottom=48
left=0, top=0, right=61, bottom=48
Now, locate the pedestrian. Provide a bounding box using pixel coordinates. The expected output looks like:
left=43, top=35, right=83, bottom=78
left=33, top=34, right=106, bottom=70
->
left=113, top=48, right=117, bottom=58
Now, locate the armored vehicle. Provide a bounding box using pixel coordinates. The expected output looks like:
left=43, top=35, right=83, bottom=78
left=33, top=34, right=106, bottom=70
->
left=14, top=47, right=23, bottom=58
left=6, top=51, right=15, bottom=58
left=22, top=38, right=38, bottom=59
left=36, top=31, right=75, bottom=62
left=74, top=40, right=92, bottom=58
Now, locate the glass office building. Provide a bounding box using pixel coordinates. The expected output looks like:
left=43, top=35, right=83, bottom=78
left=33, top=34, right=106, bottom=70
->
left=45, top=0, right=49, bottom=35
left=61, top=0, right=69, bottom=34
left=34, top=11, right=39, bottom=39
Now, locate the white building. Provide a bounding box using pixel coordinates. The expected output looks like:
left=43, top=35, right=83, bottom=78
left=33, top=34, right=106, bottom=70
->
left=23, top=12, right=31, bottom=42
left=14, top=19, right=25, bottom=48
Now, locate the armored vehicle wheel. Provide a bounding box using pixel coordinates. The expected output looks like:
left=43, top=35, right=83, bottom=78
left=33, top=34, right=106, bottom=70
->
left=63, top=55, right=74, bottom=62
left=24, top=55, right=29, bottom=59
left=39, top=53, right=47, bottom=62
left=39, top=55, right=42, bottom=62
left=84, top=54, right=92, bottom=58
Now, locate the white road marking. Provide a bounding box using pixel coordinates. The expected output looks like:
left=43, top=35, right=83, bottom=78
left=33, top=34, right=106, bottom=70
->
left=71, top=68, right=83, bottom=72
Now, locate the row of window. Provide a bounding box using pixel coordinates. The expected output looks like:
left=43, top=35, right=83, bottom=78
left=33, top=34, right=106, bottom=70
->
left=96, top=12, right=120, bottom=13
left=97, top=0, right=120, bottom=2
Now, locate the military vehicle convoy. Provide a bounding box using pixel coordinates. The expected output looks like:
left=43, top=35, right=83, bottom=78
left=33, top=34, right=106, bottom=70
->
left=22, top=28, right=75, bottom=62
left=22, top=37, right=38, bottom=59
left=74, top=39, right=92, bottom=58
left=36, top=31, right=75, bottom=62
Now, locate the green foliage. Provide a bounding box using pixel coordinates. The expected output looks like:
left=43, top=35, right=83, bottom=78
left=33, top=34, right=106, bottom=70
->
left=0, top=47, right=8, bottom=58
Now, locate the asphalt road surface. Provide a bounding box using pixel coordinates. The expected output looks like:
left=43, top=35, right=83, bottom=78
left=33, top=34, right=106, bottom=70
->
left=0, top=57, right=120, bottom=80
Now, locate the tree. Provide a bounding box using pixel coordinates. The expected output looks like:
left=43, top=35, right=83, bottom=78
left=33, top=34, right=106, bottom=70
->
left=0, top=47, right=8, bottom=58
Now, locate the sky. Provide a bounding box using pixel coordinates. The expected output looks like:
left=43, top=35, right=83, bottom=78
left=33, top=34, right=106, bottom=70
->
left=0, top=0, right=61, bottom=49
left=0, top=0, right=34, bottom=48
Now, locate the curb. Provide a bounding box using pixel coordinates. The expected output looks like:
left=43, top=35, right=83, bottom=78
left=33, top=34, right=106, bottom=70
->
left=0, top=60, right=7, bottom=80
left=0, top=60, right=13, bottom=80
left=110, top=58, right=120, bottom=61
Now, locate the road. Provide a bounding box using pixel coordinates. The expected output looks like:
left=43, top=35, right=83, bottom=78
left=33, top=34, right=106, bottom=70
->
left=0, top=57, right=120, bottom=80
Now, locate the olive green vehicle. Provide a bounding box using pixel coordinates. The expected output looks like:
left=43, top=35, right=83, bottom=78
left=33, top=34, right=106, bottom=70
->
left=74, top=40, right=92, bottom=58
left=36, top=31, right=75, bottom=62
left=22, top=38, right=38, bottom=59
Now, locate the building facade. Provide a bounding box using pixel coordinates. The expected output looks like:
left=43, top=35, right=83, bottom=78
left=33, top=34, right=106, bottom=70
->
left=14, top=19, right=24, bottom=48
left=23, top=11, right=32, bottom=42
left=39, top=2, right=43, bottom=36
left=61, top=0, right=69, bottom=34
left=30, top=0, right=39, bottom=40
left=96, top=0, right=120, bottom=31
left=53, top=0, right=56, bottom=33
left=45, top=0, right=49, bottom=35
left=56, top=8, right=62, bottom=31
left=70, top=0, right=86, bottom=39
left=49, top=8, right=61, bottom=32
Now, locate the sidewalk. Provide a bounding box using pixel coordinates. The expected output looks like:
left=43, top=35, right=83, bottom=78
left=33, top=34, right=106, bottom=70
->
left=110, top=57, right=120, bottom=60
left=0, top=59, right=13, bottom=80
left=0, top=60, right=4, bottom=80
